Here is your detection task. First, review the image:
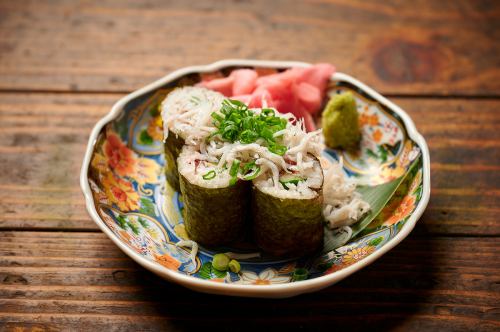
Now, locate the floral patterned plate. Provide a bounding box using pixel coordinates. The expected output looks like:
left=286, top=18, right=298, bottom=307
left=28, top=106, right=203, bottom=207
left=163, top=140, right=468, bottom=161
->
left=81, top=60, right=430, bottom=298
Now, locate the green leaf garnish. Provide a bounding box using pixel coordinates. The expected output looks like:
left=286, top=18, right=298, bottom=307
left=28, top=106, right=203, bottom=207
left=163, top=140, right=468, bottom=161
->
left=322, top=157, right=420, bottom=254
left=350, top=158, right=419, bottom=239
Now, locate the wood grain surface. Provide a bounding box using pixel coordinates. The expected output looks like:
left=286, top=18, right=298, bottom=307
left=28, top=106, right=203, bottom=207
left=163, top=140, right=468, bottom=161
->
left=1, top=94, right=498, bottom=235
left=0, top=0, right=499, bottom=95
left=0, top=232, right=498, bottom=331
left=0, top=0, right=499, bottom=331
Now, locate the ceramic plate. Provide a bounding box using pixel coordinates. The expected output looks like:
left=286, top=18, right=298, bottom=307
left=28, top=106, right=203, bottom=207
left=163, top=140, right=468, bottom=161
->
left=80, top=60, right=430, bottom=298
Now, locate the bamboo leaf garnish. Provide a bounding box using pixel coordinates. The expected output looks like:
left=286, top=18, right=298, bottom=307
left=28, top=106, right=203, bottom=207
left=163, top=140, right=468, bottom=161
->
left=322, top=156, right=420, bottom=253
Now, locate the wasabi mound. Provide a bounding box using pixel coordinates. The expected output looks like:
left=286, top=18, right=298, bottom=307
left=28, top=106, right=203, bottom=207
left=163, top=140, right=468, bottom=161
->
left=322, top=92, right=361, bottom=150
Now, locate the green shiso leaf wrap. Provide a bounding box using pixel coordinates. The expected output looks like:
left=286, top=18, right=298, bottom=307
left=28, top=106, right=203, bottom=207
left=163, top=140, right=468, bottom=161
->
left=179, top=174, right=250, bottom=248
left=164, top=130, right=185, bottom=192
left=252, top=186, right=324, bottom=257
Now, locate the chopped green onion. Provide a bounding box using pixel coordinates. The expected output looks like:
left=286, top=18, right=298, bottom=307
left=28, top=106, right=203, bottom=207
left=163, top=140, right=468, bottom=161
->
left=260, top=127, right=275, bottom=142
left=229, top=160, right=240, bottom=177
left=292, top=268, right=308, bottom=282
left=241, top=161, right=256, bottom=173
left=229, top=160, right=241, bottom=186
left=279, top=175, right=303, bottom=189
left=210, top=99, right=289, bottom=155
left=268, top=143, right=287, bottom=156
left=242, top=165, right=261, bottom=180
left=202, top=170, right=216, bottom=180
left=226, top=99, right=245, bottom=108
left=190, top=96, right=201, bottom=105
left=261, top=108, right=275, bottom=116
left=211, top=112, right=223, bottom=123
left=239, top=129, right=259, bottom=144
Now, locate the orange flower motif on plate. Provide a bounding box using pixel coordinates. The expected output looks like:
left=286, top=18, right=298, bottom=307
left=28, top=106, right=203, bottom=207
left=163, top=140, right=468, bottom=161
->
left=104, top=133, right=137, bottom=176
left=372, top=129, right=383, bottom=143
left=91, top=153, right=108, bottom=175
left=147, top=115, right=163, bottom=141
left=102, top=173, right=139, bottom=211
left=359, top=113, right=379, bottom=126
left=359, top=113, right=368, bottom=126
left=118, top=229, right=132, bottom=243
left=134, top=157, right=161, bottom=185
left=343, top=246, right=375, bottom=265
left=384, top=194, right=416, bottom=226
left=325, top=246, right=376, bottom=274
left=93, top=132, right=160, bottom=185
left=154, top=253, right=181, bottom=271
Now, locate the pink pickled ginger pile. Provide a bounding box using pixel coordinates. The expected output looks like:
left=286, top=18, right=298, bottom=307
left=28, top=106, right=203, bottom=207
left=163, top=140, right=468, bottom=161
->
left=198, top=64, right=335, bottom=131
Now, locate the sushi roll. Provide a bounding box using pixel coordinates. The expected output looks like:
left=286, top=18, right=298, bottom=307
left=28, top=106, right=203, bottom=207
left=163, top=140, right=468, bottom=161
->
left=177, top=145, right=250, bottom=247
left=209, top=99, right=324, bottom=256
left=175, top=97, right=326, bottom=255
left=252, top=154, right=324, bottom=257
left=161, top=87, right=224, bottom=191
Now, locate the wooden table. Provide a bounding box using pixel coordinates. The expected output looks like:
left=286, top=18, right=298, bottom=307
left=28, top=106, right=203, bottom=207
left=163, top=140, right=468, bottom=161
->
left=0, top=1, right=499, bottom=330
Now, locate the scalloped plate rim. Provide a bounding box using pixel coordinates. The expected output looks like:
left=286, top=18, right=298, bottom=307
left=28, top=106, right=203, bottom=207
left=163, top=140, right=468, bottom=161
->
left=80, top=59, right=431, bottom=298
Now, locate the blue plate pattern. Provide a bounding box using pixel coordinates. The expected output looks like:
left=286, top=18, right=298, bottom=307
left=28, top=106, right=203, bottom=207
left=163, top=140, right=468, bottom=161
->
left=87, top=66, right=424, bottom=285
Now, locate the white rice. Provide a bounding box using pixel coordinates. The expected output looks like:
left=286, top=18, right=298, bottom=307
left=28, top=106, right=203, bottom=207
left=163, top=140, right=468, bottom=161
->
left=161, top=87, right=224, bottom=143
left=177, top=145, right=232, bottom=188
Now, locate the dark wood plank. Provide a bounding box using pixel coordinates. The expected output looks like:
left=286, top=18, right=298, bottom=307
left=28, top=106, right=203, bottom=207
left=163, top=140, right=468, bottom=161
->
left=0, top=93, right=499, bottom=235
left=0, top=231, right=498, bottom=331
left=0, top=0, right=498, bottom=95
left=0, top=93, right=116, bottom=230
left=395, top=98, right=500, bottom=236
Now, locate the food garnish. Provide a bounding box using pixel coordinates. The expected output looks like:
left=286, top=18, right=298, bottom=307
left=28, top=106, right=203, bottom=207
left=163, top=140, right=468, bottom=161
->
left=210, top=99, right=288, bottom=156
left=322, top=92, right=361, bottom=150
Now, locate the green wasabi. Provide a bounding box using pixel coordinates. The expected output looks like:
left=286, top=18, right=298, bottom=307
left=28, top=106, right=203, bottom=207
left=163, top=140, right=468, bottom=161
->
left=322, top=92, right=361, bottom=150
